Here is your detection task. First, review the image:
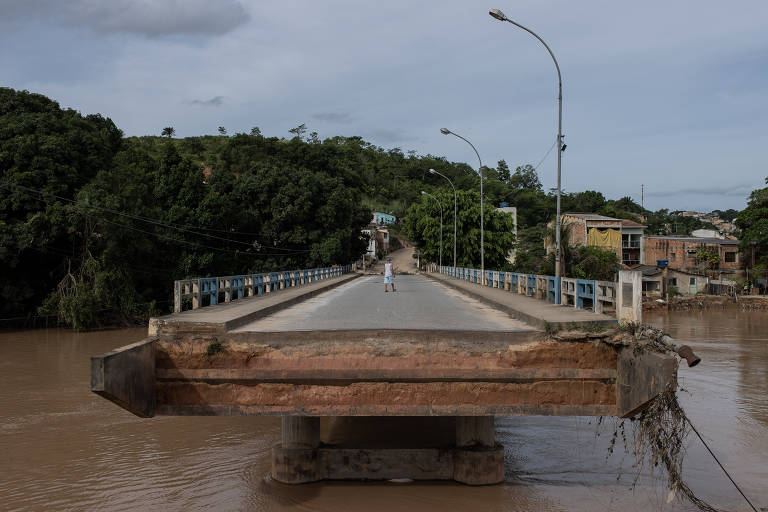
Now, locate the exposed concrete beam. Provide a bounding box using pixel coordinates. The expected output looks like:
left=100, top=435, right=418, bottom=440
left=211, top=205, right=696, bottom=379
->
left=91, top=338, right=156, bottom=418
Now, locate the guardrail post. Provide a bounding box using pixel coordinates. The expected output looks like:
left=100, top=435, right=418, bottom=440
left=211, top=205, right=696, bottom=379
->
left=192, top=279, right=201, bottom=309
left=174, top=281, right=181, bottom=313
left=616, top=270, right=642, bottom=324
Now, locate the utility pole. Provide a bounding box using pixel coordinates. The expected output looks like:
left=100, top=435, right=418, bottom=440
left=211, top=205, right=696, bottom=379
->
left=641, top=184, right=644, bottom=211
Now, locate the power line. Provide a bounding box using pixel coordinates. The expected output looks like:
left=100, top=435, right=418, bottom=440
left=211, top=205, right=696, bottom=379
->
left=685, top=416, right=760, bottom=512
left=98, top=216, right=308, bottom=257
left=0, top=180, right=313, bottom=254
left=534, top=140, right=558, bottom=171
left=2, top=180, right=274, bottom=248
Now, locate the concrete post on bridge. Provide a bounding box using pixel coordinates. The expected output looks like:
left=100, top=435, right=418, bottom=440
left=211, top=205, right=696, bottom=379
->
left=616, top=270, right=642, bottom=325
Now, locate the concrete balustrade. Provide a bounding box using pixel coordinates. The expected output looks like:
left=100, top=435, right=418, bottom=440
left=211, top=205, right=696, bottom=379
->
left=595, top=280, right=617, bottom=314
left=434, top=265, right=641, bottom=323
left=174, top=265, right=351, bottom=313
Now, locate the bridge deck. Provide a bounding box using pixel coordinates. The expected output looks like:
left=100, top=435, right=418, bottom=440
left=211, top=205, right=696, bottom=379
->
left=149, top=273, right=358, bottom=335
left=425, top=271, right=616, bottom=330
left=235, top=274, right=533, bottom=332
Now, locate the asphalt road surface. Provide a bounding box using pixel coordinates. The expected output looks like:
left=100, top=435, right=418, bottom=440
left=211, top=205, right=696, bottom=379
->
left=235, top=273, right=533, bottom=332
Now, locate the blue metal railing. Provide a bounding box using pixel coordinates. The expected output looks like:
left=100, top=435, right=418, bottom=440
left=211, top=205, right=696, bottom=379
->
left=174, top=265, right=352, bottom=312
left=434, top=265, right=612, bottom=314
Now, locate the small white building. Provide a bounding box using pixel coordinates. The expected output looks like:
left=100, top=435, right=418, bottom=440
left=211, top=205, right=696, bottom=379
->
left=361, top=227, right=377, bottom=262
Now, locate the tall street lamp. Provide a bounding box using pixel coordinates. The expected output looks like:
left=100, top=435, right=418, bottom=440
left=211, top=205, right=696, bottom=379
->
left=440, top=128, right=484, bottom=280
left=421, top=191, right=443, bottom=269
left=429, top=168, right=457, bottom=272
left=489, top=8, right=564, bottom=281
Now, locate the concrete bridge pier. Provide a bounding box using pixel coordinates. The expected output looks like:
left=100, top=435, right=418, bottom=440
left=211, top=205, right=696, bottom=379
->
left=272, top=416, right=321, bottom=484
left=454, top=416, right=504, bottom=485
left=271, top=416, right=504, bottom=485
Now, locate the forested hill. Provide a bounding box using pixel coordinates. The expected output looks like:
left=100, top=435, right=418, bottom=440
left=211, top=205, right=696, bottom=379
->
left=0, top=88, right=727, bottom=329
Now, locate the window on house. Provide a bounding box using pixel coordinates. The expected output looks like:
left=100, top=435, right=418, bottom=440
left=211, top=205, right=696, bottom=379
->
left=690, top=277, right=696, bottom=286
left=725, top=252, right=736, bottom=263
left=670, top=252, right=676, bottom=262
left=669, top=278, right=677, bottom=286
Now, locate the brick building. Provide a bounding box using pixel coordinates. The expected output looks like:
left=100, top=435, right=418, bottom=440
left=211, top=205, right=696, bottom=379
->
left=548, top=213, right=646, bottom=266
left=643, top=236, right=742, bottom=275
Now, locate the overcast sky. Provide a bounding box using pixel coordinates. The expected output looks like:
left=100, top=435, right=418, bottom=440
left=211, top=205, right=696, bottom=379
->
left=2, top=1, right=767, bottom=212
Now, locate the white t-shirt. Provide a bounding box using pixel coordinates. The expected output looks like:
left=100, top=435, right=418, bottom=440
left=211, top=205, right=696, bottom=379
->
left=384, top=263, right=393, bottom=277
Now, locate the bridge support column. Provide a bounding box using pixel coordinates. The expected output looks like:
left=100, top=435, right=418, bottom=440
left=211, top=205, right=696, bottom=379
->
left=271, top=416, right=503, bottom=485
left=272, top=416, right=321, bottom=484
left=453, top=416, right=504, bottom=485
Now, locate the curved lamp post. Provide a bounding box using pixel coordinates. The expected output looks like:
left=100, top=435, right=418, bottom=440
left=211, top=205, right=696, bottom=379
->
left=440, top=128, right=484, bottom=280
left=489, top=8, right=564, bottom=280
left=429, top=168, right=457, bottom=272
left=421, top=190, right=443, bottom=269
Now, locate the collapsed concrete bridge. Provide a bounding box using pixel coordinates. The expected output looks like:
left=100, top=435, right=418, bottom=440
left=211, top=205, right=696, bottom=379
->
left=92, top=267, right=678, bottom=485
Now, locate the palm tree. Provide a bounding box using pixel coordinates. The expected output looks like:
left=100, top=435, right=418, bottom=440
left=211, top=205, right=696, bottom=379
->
left=161, top=126, right=175, bottom=138
left=545, top=217, right=573, bottom=274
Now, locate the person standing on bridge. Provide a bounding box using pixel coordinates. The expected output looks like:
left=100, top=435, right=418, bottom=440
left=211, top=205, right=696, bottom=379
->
left=384, top=258, right=396, bottom=292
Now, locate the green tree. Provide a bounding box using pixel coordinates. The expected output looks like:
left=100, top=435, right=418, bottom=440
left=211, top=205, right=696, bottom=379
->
left=288, top=123, right=307, bottom=140
left=735, top=178, right=768, bottom=268
left=510, top=164, right=542, bottom=191
left=614, top=195, right=643, bottom=214
left=712, top=208, right=739, bottom=222
left=217, top=126, right=227, bottom=135
left=563, top=190, right=606, bottom=213
left=404, top=189, right=515, bottom=269
left=569, top=246, right=620, bottom=281
left=0, top=88, right=122, bottom=320
left=544, top=218, right=573, bottom=275
left=695, top=247, right=720, bottom=271
left=512, top=225, right=547, bottom=273
left=161, top=126, right=175, bottom=138
left=496, top=160, right=511, bottom=184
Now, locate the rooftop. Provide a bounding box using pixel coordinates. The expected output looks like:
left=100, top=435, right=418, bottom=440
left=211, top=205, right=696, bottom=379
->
left=628, top=264, right=708, bottom=278
left=563, top=213, right=646, bottom=228
left=563, top=213, right=621, bottom=221
left=628, top=264, right=663, bottom=276
left=620, top=219, right=647, bottom=228
left=645, top=236, right=739, bottom=245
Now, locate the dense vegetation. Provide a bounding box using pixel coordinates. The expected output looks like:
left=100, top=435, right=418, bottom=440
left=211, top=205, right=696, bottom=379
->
left=735, top=177, right=768, bottom=271
left=0, top=88, right=756, bottom=329
left=404, top=190, right=516, bottom=269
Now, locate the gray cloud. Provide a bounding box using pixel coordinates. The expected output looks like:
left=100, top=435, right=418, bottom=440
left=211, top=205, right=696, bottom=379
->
left=0, top=0, right=249, bottom=37
left=186, top=96, right=224, bottom=107
left=365, top=128, right=418, bottom=145
left=649, top=184, right=756, bottom=198
left=311, top=112, right=353, bottom=123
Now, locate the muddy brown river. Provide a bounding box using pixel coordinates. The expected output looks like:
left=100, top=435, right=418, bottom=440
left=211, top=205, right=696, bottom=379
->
left=1, top=310, right=766, bottom=511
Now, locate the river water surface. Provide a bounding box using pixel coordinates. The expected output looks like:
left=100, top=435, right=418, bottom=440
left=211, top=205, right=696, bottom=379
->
left=1, top=310, right=766, bottom=511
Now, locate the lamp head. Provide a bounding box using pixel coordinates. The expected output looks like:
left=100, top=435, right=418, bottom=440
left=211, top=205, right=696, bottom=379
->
left=421, top=191, right=426, bottom=195
left=439, top=128, right=451, bottom=135
left=489, top=9, right=507, bottom=21
left=429, top=168, right=436, bottom=174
